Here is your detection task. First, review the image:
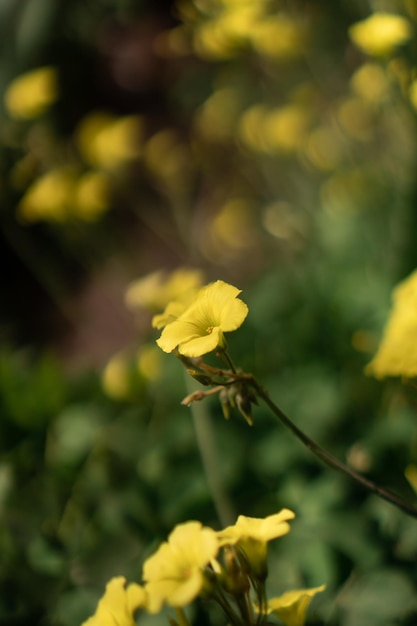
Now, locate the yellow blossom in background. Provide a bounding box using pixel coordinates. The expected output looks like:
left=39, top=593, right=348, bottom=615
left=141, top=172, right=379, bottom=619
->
left=156, top=280, right=248, bottom=357
left=304, top=124, right=344, bottom=171
left=76, top=112, right=142, bottom=169
left=350, top=63, right=390, bottom=104
left=143, top=521, right=219, bottom=612
left=18, top=166, right=76, bottom=222
left=81, top=576, right=146, bottom=626
left=366, top=269, right=417, bottom=379
left=73, top=170, right=110, bottom=221
left=4, top=66, right=58, bottom=120
left=194, top=87, right=240, bottom=142
left=250, top=14, right=307, bottom=60
left=137, top=344, right=163, bottom=382
left=102, top=353, right=131, bottom=400
left=126, top=267, right=204, bottom=313
left=349, top=12, right=412, bottom=57
left=201, top=198, right=258, bottom=264
left=144, top=129, right=193, bottom=195
left=261, top=585, right=326, bottom=626
left=152, top=300, right=190, bottom=330
left=238, top=104, right=269, bottom=152
left=193, top=3, right=265, bottom=59
left=337, top=97, right=374, bottom=142
left=263, top=105, right=310, bottom=154
left=217, top=509, right=295, bottom=579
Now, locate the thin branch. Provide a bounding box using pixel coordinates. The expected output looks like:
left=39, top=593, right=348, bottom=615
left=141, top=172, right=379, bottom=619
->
left=249, top=378, right=417, bottom=520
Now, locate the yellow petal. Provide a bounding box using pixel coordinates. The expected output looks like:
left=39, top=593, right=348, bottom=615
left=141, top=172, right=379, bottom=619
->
left=265, top=585, right=326, bottom=626
left=366, top=269, right=417, bottom=378
left=177, top=326, right=223, bottom=357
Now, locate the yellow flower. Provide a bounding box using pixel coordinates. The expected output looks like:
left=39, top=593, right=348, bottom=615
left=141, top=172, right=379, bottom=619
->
left=349, top=13, right=412, bottom=57
left=81, top=576, right=146, bottom=626
left=137, top=344, right=163, bottom=382
left=260, top=585, right=326, bottom=626
left=156, top=280, right=248, bottom=357
left=18, top=166, right=76, bottom=222
left=73, top=170, right=110, bottom=221
left=250, top=15, right=307, bottom=60
left=76, top=112, right=142, bottom=169
left=102, top=353, right=131, bottom=400
left=217, top=509, right=295, bottom=579
left=4, top=66, right=58, bottom=119
left=366, top=269, right=417, bottom=378
left=125, top=267, right=204, bottom=314
left=143, top=521, right=219, bottom=612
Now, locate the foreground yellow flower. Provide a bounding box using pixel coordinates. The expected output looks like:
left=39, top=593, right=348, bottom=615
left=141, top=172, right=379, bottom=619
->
left=81, top=576, right=146, bottom=626
left=261, top=585, right=326, bottom=626
left=217, top=509, right=295, bottom=579
left=349, top=13, right=412, bottom=57
left=4, top=66, right=58, bottom=119
left=143, top=521, right=219, bottom=612
left=156, top=280, right=248, bottom=357
left=366, top=269, right=417, bottom=378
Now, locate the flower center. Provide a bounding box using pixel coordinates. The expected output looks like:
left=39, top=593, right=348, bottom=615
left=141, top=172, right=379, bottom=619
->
left=206, top=326, right=214, bottom=334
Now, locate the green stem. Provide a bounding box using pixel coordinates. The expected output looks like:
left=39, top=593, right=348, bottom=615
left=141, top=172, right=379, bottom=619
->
left=250, top=378, right=417, bottom=520
left=175, top=607, right=190, bottom=626
left=185, top=373, right=236, bottom=526
left=220, top=349, right=238, bottom=374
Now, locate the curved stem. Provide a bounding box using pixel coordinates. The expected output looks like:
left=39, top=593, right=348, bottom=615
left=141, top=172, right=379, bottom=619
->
left=250, top=378, right=417, bottom=520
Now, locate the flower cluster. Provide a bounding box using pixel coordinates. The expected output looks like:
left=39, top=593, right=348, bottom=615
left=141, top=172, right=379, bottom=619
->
left=81, top=510, right=324, bottom=626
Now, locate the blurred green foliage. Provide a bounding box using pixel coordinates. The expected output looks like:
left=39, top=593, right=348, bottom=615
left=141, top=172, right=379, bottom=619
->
left=2, top=0, right=417, bottom=625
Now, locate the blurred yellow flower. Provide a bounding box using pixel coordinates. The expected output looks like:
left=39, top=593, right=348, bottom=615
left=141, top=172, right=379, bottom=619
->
left=351, top=63, right=389, bottom=104
left=263, top=105, right=310, bottom=153
left=337, top=97, right=374, bottom=142
left=18, top=166, right=76, bottom=222
left=366, top=269, right=417, bottom=378
left=144, top=129, right=193, bottom=195
left=261, top=585, right=326, bottom=626
left=238, top=105, right=269, bottom=152
left=102, top=353, right=131, bottom=400
left=152, top=300, right=190, bottom=330
left=156, top=280, right=248, bottom=357
left=126, top=267, right=204, bottom=313
left=201, top=199, right=258, bottom=264
left=217, top=509, right=295, bottom=579
left=193, top=4, right=264, bottom=59
left=81, top=576, right=146, bottom=626
left=76, top=112, right=142, bottom=169
left=137, top=344, right=163, bottom=381
left=250, top=15, right=307, bottom=59
left=194, top=87, right=240, bottom=141
left=143, top=521, right=219, bottom=612
left=349, top=12, right=412, bottom=57
left=304, top=125, right=344, bottom=171
left=73, top=170, right=110, bottom=221
left=4, top=66, right=58, bottom=119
